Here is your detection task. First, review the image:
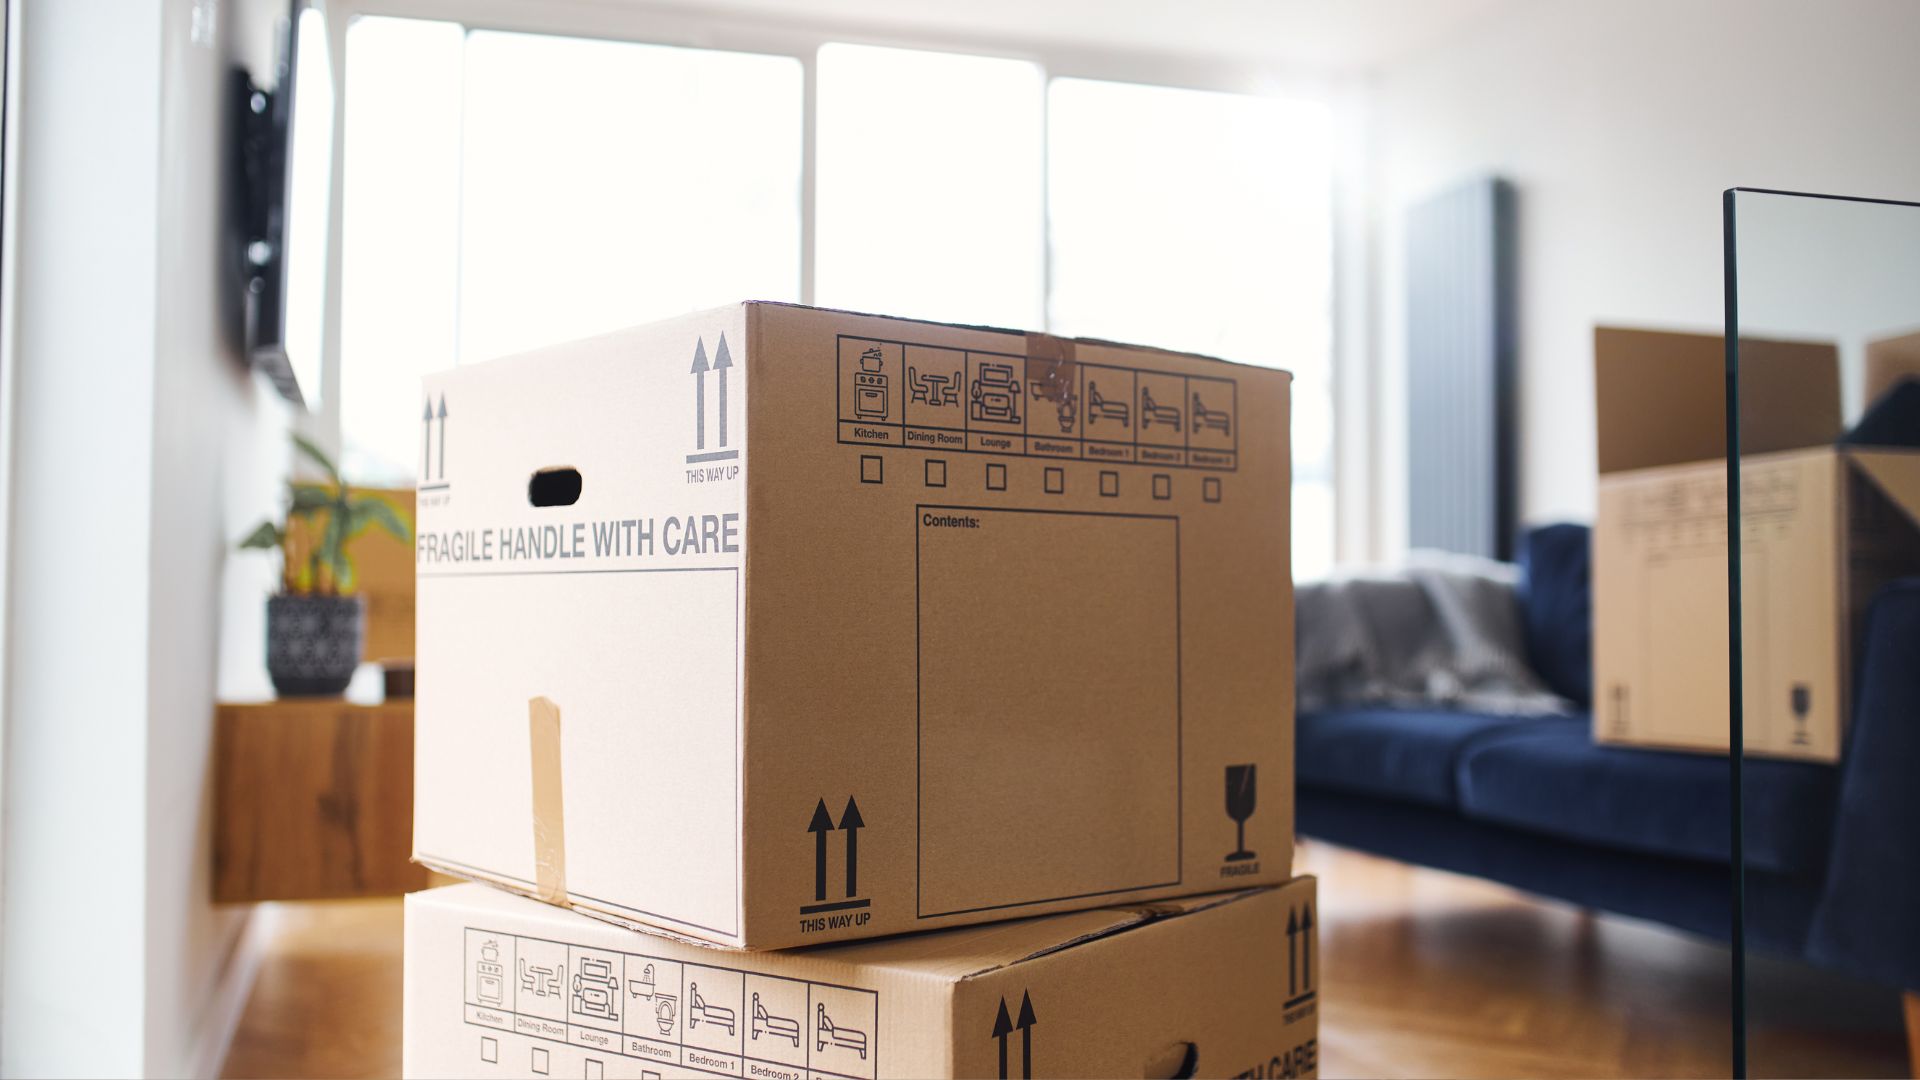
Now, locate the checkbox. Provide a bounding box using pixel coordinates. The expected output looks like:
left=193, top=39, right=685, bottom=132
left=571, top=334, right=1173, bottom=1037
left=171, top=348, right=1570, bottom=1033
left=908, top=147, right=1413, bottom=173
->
left=1203, top=476, right=1222, bottom=503
left=925, top=459, right=947, bottom=487
left=1153, top=474, right=1172, bottom=500
left=585, top=1059, right=605, bottom=1080
left=480, top=1036, right=498, bottom=1064
left=1099, top=471, right=1119, bottom=497
left=986, top=463, right=1008, bottom=491
left=860, top=455, right=883, bottom=484
left=531, top=1046, right=550, bottom=1075
left=1044, top=467, right=1064, bottom=494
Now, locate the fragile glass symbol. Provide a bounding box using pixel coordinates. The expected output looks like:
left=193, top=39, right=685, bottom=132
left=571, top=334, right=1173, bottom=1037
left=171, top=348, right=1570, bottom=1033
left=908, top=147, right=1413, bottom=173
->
left=1225, top=764, right=1257, bottom=862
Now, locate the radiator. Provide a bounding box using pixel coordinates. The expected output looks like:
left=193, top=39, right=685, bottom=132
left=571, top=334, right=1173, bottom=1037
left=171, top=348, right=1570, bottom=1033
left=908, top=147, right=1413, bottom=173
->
left=1405, top=176, right=1517, bottom=560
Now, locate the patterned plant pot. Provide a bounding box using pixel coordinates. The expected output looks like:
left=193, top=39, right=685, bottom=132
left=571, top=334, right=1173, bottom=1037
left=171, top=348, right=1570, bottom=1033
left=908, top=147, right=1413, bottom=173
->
left=266, top=594, right=366, bottom=697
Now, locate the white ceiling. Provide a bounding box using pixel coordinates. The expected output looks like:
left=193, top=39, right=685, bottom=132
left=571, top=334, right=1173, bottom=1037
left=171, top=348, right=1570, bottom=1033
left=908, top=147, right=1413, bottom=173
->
left=675, top=0, right=1516, bottom=73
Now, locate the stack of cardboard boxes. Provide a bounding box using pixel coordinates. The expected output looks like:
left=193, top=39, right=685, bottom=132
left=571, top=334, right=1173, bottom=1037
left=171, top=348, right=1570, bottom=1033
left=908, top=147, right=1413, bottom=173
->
left=402, top=302, right=1318, bottom=1078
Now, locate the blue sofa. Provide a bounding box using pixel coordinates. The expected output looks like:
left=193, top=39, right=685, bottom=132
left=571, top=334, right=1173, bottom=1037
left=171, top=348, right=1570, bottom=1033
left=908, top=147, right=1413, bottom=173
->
left=1297, top=524, right=1920, bottom=994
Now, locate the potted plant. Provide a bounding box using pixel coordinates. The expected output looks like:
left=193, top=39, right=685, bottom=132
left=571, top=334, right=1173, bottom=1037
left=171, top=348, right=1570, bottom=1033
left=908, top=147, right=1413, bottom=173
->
left=239, top=434, right=411, bottom=697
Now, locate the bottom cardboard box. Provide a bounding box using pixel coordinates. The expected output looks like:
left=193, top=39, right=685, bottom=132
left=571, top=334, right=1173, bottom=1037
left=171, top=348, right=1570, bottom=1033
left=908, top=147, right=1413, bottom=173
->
left=404, top=878, right=1319, bottom=1080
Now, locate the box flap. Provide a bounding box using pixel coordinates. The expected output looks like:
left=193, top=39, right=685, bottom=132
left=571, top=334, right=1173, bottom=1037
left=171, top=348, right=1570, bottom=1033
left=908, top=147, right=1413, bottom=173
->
left=788, top=888, right=1273, bottom=984
left=1866, top=329, right=1920, bottom=410
left=1595, top=327, right=1840, bottom=474
left=1850, top=450, right=1920, bottom=533
left=1841, top=379, right=1920, bottom=449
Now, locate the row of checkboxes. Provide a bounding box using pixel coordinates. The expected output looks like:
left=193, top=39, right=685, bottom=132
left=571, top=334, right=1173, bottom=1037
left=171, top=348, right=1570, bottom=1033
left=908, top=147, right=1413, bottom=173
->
left=480, top=1038, right=628, bottom=1080
left=859, top=455, right=1222, bottom=502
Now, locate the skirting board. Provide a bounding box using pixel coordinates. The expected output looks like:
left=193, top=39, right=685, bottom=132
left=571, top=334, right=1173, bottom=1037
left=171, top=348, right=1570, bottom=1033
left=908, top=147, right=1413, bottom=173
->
left=180, top=907, right=269, bottom=1080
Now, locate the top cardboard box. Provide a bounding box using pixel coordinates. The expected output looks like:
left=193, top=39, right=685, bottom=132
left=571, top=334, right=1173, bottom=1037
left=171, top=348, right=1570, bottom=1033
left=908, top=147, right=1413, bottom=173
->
left=1592, top=327, right=1920, bottom=761
left=413, top=302, right=1295, bottom=948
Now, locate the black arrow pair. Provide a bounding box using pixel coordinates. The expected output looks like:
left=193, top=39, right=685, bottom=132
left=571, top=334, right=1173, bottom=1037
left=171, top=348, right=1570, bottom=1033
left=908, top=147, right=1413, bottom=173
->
left=420, top=395, right=447, bottom=480
left=806, top=797, right=865, bottom=902
left=689, top=335, right=734, bottom=451
left=1286, top=903, right=1315, bottom=996
left=991, top=991, right=1037, bottom=1079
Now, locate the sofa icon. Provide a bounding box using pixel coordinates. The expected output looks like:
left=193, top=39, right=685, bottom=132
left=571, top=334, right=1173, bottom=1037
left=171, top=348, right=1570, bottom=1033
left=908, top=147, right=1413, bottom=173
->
left=688, top=982, right=736, bottom=1036
left=1141, top=385, right=1183, bottom=432
left=1086, top=380, right=1130, bottom=428
left=751, top=993, right=800, bottom=1047
left=816, top=1003, right=868, bottom=1060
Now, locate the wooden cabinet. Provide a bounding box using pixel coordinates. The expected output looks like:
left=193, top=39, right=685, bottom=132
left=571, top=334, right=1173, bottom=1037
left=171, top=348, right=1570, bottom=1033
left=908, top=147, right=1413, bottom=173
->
left=214, top=699, right=430, bottom=902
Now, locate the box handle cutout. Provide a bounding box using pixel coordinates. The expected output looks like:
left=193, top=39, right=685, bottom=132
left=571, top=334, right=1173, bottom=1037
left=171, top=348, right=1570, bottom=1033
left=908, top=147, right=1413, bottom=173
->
left=1145, top=1041, right=1198, bottom=1079
left=528, top=467, right=582, bottom=507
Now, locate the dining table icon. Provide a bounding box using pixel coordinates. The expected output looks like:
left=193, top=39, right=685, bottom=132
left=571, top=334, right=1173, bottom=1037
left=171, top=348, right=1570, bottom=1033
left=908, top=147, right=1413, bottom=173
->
left=1224, top=764, right=1257, bottom=862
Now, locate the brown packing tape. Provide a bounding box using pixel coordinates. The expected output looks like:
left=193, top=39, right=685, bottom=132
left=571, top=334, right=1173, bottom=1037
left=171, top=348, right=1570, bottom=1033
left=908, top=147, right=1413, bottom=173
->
left=529, top=695, right=569, bottom=906
left=1024, top=332, right=1079, bottom=429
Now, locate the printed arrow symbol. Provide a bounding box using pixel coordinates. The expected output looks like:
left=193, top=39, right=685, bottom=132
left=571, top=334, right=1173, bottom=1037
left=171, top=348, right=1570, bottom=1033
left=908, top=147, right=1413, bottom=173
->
left=421, top=399, right=434, bottom=479
left=690, top=338, right=710, bottom=451
left=839, top=796, right=865, bottom=899
left=713, top=332, right=733, bottom=449
left=992, top=997, right=1013, bottom=1079
left=1300, top=904, right=1314, bottom=990
left=807, top=798, right=835, bottom=903
left=436, top=395, right=447, bottom=480
left=1286, top=907, right=1299, bottom=995
left=1016, top=991, right=1037, bottom=1079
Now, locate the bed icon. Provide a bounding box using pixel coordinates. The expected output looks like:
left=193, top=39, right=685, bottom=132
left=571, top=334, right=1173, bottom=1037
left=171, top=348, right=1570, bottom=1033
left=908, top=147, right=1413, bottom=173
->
left=752, top=993, right=800, bottom=1047
left=688, top=982, right=736, bottom=1036
left=1140, top=385, right=1183, bottom=433
left=817, top=1003, right=869, bottom=1060
left=1192, top=391, right=1231, bottom=435
left=1086, top=380, right=1130, bottom=428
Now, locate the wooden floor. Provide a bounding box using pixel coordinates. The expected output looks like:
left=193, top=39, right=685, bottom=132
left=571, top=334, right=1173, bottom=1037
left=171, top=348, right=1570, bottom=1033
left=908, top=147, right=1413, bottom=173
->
left=221, top=841, right=1909, bottom=1079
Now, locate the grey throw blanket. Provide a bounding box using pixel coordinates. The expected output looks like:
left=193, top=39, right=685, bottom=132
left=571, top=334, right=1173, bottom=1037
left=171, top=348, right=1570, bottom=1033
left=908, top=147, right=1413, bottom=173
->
left=1297, top=551, right=1571, bottom=715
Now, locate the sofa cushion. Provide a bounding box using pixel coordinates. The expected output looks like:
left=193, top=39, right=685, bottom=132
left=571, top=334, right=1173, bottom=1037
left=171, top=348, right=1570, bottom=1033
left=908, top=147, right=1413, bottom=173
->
left=1516, top=524, right=1592, bottom=707
left=1297, top=707, right=1558, bottom=809
left=1456, top=719, right=1838, bottom=875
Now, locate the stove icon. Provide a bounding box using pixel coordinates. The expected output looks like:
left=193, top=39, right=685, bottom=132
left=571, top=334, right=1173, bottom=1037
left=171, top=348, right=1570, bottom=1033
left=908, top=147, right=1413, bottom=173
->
left=475, top=939, right=505, bottom=1007
left=853, top=346, right=890, bottom=421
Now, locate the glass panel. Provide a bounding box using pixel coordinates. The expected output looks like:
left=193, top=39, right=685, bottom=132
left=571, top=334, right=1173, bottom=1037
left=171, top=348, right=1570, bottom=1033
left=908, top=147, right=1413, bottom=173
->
left=814, top=43, right=1044, bottom=329
left=1731, top=189, right=1920, bottom=1077
left=1046, top=78, right=1334, bottom=577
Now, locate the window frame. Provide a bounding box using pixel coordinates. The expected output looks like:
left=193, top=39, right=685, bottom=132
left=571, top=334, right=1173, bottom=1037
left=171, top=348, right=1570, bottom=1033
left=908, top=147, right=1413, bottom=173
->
left=312, top=0, right=1367, bottom=561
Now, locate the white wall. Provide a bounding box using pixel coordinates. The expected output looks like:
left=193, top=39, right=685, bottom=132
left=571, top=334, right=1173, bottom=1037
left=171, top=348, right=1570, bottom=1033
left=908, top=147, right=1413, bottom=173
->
left=1367, top=0, right=1920, bottom=551
left=2, top=0, right=288, bottom=1075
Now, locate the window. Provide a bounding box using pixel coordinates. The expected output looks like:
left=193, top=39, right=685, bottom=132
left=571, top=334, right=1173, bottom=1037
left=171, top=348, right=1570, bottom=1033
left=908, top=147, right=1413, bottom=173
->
left=335, top=18, right=1335, bottom=574
left=339, top=19, right=801, bottom=483
left=1047, top=78, right=1334, bottom=577
left=815, top=44, right=1044, bottom=328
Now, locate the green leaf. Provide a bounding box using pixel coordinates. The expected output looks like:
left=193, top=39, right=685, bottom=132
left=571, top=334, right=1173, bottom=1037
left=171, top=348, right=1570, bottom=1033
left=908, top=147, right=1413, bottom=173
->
left=346, top=494, right=412, bottom=544
left=289, top=483, right=337, bottom=513
left=291, top=432, right=341, bottom=487
left=237, top=521, right=283, bottom=550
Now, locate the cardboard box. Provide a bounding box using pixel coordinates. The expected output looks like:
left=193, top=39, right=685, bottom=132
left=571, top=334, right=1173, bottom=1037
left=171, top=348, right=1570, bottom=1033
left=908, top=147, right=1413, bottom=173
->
left=1592, top=328, right=1920, bottom=761
left=414, top=302, right=1295, bottom=947
left=403, top=877, right=1320, bottom=1079
left=1865, top=328, right=1920, bottom=408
